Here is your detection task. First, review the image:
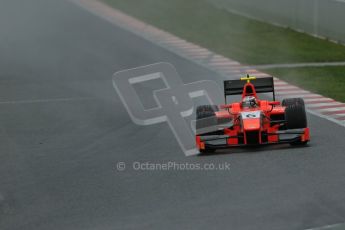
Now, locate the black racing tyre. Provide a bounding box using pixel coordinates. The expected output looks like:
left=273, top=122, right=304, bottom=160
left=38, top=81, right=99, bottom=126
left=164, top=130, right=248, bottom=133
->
left=196, top=105, right=219, bottom=119
left=290, top=141, right=308, bottom=146
left=284, top=98, right=307, bottom=129
left=199, top=148, right=216, bottom=154
left=282, top=98, right=305, bottom=108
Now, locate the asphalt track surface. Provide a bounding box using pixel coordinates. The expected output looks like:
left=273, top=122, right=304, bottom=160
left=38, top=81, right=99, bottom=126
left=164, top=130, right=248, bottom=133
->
left=1, top=0, right=345, bottom=230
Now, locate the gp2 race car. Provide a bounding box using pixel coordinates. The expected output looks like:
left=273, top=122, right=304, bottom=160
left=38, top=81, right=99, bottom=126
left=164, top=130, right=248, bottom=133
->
left=196, top=75, right=310, bottom=153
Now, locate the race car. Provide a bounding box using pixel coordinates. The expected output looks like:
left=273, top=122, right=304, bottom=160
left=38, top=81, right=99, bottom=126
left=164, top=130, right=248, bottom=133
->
left=195, top=75, right=310, bottom=153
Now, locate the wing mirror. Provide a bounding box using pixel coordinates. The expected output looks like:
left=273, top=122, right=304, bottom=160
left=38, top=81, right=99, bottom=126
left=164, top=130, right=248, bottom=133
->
left=268, top=101, right=280, bottom=106
left=220, top=104, right=232, bottom=109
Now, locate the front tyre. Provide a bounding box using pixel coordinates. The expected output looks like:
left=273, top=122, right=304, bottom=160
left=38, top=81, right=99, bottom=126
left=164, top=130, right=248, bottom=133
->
left=199, top=148, right=216, bottom=154
left=290, top=141, right=308, bottom=146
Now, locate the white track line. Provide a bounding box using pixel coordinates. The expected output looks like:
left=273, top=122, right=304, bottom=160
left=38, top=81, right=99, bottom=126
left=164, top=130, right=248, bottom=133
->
left=304, top=222, right=345, bottom=230
left=0, top=97, right=93, bottom=105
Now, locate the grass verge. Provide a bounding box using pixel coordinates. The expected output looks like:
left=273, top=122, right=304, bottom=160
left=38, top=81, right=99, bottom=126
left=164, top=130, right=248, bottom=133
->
left=268, top=67, right=345, bottom=102
left=102, top=0, right=345, bottom=101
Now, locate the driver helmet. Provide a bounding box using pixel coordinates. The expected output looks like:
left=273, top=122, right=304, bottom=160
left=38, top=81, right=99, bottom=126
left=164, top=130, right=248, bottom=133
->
left=242, top=96, right=258, bottom=108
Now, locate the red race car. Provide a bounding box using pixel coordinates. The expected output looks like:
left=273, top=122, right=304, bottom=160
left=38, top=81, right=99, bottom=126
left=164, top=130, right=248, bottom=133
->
left=195, top=75, right=310, bottom=153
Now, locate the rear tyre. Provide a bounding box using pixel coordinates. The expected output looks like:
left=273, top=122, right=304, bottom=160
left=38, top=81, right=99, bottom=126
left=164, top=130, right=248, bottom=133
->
left=282, top=98, right=305, bottom=108
left=196, top=105, right=219, bottom=131
left=196, top=105, right=219, bottom=154
left=196, top=105, right=219, bottom=119
left=283, top=98, right=307, bottom=129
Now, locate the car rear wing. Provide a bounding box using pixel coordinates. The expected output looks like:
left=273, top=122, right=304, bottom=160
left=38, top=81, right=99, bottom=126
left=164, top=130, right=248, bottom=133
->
left=223, top=77, right=275, bottom=103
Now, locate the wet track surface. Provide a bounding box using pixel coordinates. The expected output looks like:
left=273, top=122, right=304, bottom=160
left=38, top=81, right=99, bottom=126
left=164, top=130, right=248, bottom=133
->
left=1, top=0, right=345, bottom=229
